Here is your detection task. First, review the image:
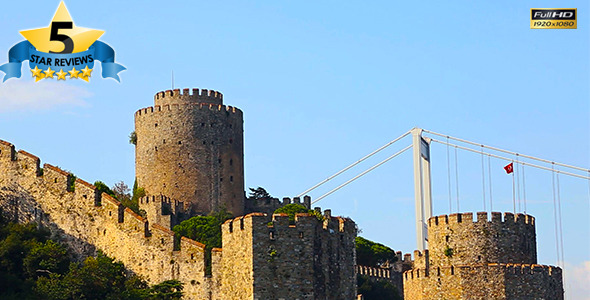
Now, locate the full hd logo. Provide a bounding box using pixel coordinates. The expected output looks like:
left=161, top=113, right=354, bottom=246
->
left=0, top=1, right=125, bottom=82
left=531, top=8, right=577, bottom=29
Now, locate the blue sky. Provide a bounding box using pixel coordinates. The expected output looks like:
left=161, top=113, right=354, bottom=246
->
left=0, top=1, right=588, bottom=297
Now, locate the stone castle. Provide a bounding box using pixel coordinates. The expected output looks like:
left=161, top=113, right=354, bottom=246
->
left=0, top=87, right=563, bottom=299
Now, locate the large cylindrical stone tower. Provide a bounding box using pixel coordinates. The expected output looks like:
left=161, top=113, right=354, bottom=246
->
left=134, top=88, right=244, bottom=217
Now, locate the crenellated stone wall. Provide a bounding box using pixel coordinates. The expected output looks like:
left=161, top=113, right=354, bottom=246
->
left=0, top=139, right=358, bottom=299
left=221, top=211, right=357, bottom=300
left=403, top=212, right=563, bottom=300
left=0, top=141, right=214, bottom=299
left=427, top=212, right=537, bottom=267
left=245, top=195, right=312, bottom=215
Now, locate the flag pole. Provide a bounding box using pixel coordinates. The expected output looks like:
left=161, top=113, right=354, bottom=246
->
left=512, top=162, right=516, bottom=213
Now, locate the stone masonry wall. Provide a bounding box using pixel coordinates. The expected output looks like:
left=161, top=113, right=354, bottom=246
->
left=221, top=211, right=357, bottom=300
left=403, top=264, right=563, bottom=300
left=428, top=212, right=537, bottom=267
left=0, top=139, right=358, bottom=299
left=0, top=141, right=216, bottom=299
left=245, top=196, right=311, bottom=215
left=404, top=212, right=563, bottom=300
left=135, top=88, right=244, bottom=217
left=138, top=195, right=187, bottom=229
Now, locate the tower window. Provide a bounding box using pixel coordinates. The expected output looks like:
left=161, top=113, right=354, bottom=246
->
left=201, top=123, right=205, bottom=127
left=155, top=123, right=158, bottom=127
left=229, top=124, right=233, bottom=128
left=230, top=159, right=233, bottom=166
left=155, top=146, right=158, bottom=151
left=211, top=141, right=214, bottom=145
left=210, top=123, right=214, bottom=127
left=218, top=158, right=221, bottom=163
left=178, top=141, right=182, bottom=145
left=229, top=139, right=233, bottom=144
left=163, top=139, right=166, bottom=143
left=220, top=178, right=223, bottom=182
left=203, top=141, right=206, bottom=145
left=230, top=176, right=233, bottom=182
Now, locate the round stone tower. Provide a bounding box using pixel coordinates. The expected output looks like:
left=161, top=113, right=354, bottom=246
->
left=403, top=212, right=563, bottom=299
left=134, top=88, right=244, bottom=217
left=427, top=211, right=537, bottom=266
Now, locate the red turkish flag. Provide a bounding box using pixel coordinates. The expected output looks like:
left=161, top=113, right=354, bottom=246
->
left=504, top=163, right=514, bottom=174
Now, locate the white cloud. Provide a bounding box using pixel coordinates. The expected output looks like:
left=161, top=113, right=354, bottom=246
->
left=565, top=261, right=590, bottom=300
left=0, top=80, right=91, bottom=112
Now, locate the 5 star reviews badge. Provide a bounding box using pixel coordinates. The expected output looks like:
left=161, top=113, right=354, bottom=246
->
left=0, top=1, right=125, bottom=82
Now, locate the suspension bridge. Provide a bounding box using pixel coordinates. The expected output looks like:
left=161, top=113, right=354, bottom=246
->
left=296, top=127, right=590, bottom=296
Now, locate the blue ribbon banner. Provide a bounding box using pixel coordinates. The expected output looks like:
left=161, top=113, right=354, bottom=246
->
left=0, top=40, right=125, bottom=82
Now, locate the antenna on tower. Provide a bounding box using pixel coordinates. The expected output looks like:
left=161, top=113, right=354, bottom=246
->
left=171, top=70, right=174, bottom=89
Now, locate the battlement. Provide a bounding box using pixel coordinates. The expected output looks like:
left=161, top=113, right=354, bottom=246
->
left=0, top=140, right=219, bottom=281
left=357, top=265, right=392, bottom=279
left=429, top=211, right=535, bottom=227
left=403, top=262, right=563, bottom=299
left=426, top=211, right=538, bottom=267
left=245, top=195, right=312, bottom=216
left=403, top=263, right=561, bottom=281
left=154, top=88, right=223, bottom=106
left=134, top=102, right=241, bottom=118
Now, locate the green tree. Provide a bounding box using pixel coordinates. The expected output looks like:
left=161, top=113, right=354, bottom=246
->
left=172, top=209, right=232, bottom=274
left=357, top=274, right=402, bottom=300
left=94, top=181, right=115, bottom=198
left=0, top=217, right=181, bottom=300
left=23, top=240, right=69, bottom=278
left=355, top=236, right=397, bottom=267
left=247, top=187, right=271, bottom=200
left=147, top=280, right=183, bottom=300
left=0, top=222, right=47, bottom=299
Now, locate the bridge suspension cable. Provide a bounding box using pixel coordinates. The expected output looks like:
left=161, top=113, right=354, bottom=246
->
left=311, top=145, right=412, bottom=204
left=422, top=129, right=590, bottom=174
left=428, top=138, right=590, bottom=180
left=297, top=130, right=411, bottom=198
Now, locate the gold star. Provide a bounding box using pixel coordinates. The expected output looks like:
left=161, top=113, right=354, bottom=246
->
left=31, top=66, right=43, bottom=77
left=81, top=65, right=92, bottom=78
left=44, top=67, right=55, bottom=79
left=56, top=69, right=67, bottom=80
left=68, top=67, right=79, bottom=79
left=19, top=1, right=104, bottom=54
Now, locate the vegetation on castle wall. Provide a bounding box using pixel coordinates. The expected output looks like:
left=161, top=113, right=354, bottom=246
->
left=172, top=209, right=232, bottom=274
left=131, top=179, right=146, bottom=211
left=129, top=131, right=137, bottom=146
left=355, top=236, right=397, bottom=267
left=94, top=181, right=115, bottom=198
left=0, top=217, right=183, bottom=300
left=357, top=274, right=402, bottom=300
left=273, top=203, right=324, bottom=223
left=93, top=180, right=145, bottom=217
left=67, top=174, right=76, bottom=192
left=444, top=245, right=454, bottom=258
